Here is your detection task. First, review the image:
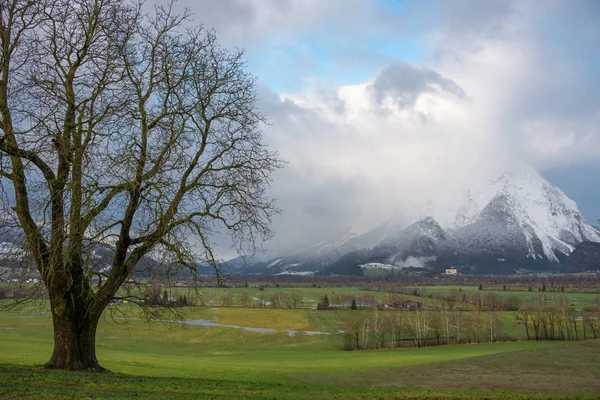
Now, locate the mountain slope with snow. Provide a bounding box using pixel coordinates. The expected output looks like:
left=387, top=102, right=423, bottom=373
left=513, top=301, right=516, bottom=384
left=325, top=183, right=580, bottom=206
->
left=454, top=171, right=600, bottom=263
left=231, top=170, right=600, bottom=275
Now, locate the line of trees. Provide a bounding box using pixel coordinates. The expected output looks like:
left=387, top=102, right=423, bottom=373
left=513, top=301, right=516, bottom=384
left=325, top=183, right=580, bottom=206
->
left=342, top=294, right=600, bottom=351
left=327, top=293, right=378, bottom=309
left=516, top=294, right=600, bottom=340
left=193, top=291, right=380, bottom=309
left=383, top=288, right=522, bottom=311
left=342, top=308, right=502, bottom=350
left=218, top=273, right=600, bottom=293
left=193, top=291, right=306, bottom=309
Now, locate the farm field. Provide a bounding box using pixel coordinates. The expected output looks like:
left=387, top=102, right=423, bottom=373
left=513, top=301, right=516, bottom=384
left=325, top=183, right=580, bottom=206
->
left=160, top=284, right=600, bottom=310
left=1, top=296, right=599, bottom=399
left=419, top=285, right=600, bottom=310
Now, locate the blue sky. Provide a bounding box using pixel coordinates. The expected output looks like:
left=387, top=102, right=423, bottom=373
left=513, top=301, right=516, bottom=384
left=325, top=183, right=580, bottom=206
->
left=176, top=0, right=600, bottom=252
left=247, top=0, right=428, bottom=92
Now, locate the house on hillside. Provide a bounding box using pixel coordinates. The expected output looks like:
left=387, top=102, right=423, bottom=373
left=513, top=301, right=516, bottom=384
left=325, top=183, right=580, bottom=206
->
left=444, top=268, right=458, bottom=276
left=401, top=300, right=422, bottom=309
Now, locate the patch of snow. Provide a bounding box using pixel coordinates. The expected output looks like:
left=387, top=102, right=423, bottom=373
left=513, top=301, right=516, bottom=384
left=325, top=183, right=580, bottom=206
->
left=266, top=259, right=282, bottom=268
left=99, top=265, right=112, bottom=273
left=315, top=229, right=358, bottom=255
left=275, top=271, right=314, bottom=276
left=359, top=263, right=396, bottom=270
left=0, top=241, right=19, bottom=255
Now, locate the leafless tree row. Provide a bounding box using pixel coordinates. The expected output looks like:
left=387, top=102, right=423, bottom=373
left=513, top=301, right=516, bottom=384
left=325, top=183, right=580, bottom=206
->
left=342, top=308, right=502, bottom=350
left=516, top=294, right=600, bottom=340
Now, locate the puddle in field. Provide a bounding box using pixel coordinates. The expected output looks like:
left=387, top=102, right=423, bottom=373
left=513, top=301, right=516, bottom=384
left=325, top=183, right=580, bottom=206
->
left=251, top=297, right=272, bottom=306
left=302, top=297, right=318, bottom=303
left=181, top=319, right=333, bottom=336
left=286, top=330, right=330, bottom=336
left=183, top=319, right=276, bottom=333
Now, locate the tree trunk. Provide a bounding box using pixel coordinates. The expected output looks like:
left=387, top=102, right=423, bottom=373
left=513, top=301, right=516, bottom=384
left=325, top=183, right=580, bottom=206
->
left=45, top=296, right=103, bottom=371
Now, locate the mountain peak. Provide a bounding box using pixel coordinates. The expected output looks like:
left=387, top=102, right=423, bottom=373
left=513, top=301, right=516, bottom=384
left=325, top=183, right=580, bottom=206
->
left=455, top=170, right=600, bottom=262
left=407, top=216, right=445, bottom=236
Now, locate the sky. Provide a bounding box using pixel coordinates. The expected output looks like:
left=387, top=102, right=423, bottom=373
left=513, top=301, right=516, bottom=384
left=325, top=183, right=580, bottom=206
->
left=166, top=0, right=600, bottom=258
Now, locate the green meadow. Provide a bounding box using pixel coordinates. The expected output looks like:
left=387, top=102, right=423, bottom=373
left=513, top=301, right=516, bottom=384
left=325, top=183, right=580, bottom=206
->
left=419, top=285, right=600, bottom=310
left=1, top=296, right=600, bottom=399
left=176, top=284, right=600, bottom=309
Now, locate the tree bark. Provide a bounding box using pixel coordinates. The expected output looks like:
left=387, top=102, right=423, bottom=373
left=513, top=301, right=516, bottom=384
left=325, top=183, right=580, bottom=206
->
left=45, top=296, right=103, bottom=371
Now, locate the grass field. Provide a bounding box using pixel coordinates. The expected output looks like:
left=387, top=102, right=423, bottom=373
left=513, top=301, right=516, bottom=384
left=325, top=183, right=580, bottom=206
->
left=1, top=299, right=600, bottom=399
left=420, top=285, right=600, bottom=309
left=168, top=284, right=600, bottom=311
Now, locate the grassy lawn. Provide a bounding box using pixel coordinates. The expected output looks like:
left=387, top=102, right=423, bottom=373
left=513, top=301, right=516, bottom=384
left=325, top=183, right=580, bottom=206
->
left=1, top=301, right=599, bottom=399
left=291, top=340, right=600, bottom=395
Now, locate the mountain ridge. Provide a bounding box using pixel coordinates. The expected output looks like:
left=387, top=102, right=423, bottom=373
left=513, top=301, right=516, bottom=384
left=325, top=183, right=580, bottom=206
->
left=229, top=170, right=600, bottom=275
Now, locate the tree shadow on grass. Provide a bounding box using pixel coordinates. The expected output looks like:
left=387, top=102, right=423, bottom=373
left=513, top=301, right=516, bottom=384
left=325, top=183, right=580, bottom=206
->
left=0, top=363, right=301, bottom=400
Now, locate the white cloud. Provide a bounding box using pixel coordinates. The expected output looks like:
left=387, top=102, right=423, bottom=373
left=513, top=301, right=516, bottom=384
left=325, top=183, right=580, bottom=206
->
left=262, top=75, right=507, bottom=254
left=164, top=0, right=600, bottom=258
left=257, top=1, right=600, bottom=256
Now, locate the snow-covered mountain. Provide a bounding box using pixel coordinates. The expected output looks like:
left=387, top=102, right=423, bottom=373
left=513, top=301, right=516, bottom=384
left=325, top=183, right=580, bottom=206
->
left=233, top=170, right=600, bottom=275
left=228, top=217, right=412, bottom=275
left=454, top=171, right=600, bottom=262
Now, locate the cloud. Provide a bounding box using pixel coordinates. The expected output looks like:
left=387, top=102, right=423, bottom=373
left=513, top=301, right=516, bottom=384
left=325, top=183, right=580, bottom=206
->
left=436, top=0, right=515, bottom=38
left=254, top=0, right=600, bottom=256
left=164, top=0, right=600, bottom=258
left=175, top=0, right=400, bottom=46
left=368, top=62, right=467, bottom=109
left=259, top=75, right=506, bottom=255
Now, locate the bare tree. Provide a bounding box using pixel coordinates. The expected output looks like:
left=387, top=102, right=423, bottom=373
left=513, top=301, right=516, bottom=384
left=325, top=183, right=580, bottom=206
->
left=467, top=310, right=482, bottom=343
left=291, top=291, right=303, bottom=309
left=342, top=313, right=363, bottom=350
left=360, top=312, right=370, bottom=350
left=406, top=309, right=430, bottom=347
left=390, top=308, right=405, bottom=348
left=240, top=291, right=250, bottom=308
left=487, top=312, right=499, bottom=342
left=582, top=306, right=600, bottom=339
left=429, top=311, right=443, bottom=345
left=451, top=308, right=464, bottom=344
left=516, top=309, right=532, bottom=340
left=0, top=0, right=281, bottom=370
left=445, top=290, right=457, bottom=310
left=369, top=309, right=385, bottom=349
left=441, top=308, right=452, bottom=344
